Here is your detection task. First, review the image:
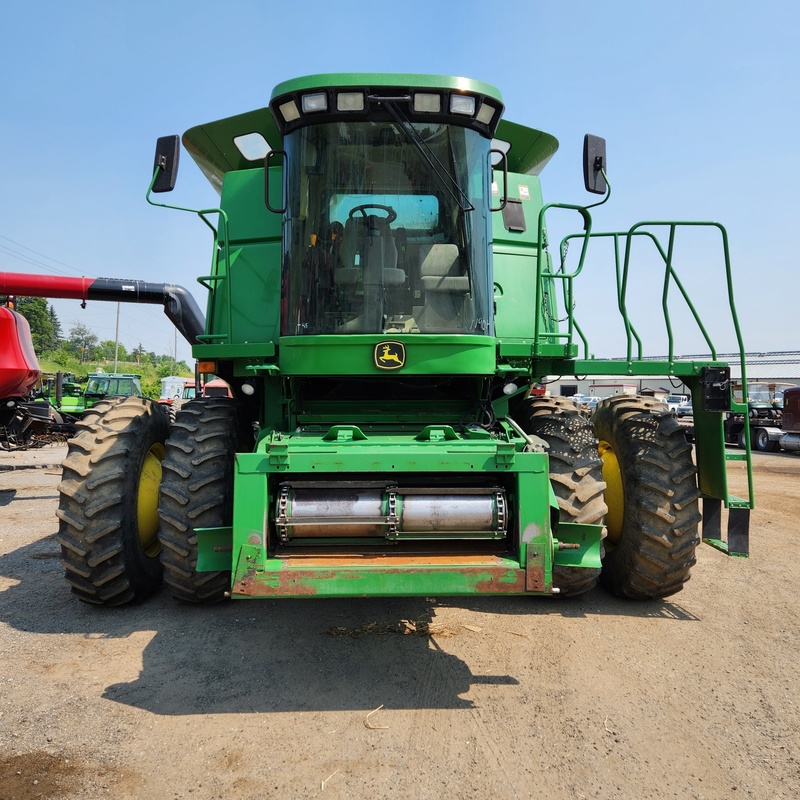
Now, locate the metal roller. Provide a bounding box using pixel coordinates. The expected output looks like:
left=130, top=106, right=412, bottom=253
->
left=276, top=488, right=386, bottom=539
left=276, top=484, right=507, bottom=542
left=398, top=494, right=501, bottom=533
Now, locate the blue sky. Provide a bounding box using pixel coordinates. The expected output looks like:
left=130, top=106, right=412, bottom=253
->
left=1, top=1, right=797, bottom=364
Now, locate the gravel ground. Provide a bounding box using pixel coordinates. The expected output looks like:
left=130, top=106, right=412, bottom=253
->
left=1, top=443, right=799, bottom=799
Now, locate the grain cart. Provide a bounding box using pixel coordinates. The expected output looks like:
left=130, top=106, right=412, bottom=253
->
left=52, top=73, right=752, bottom=605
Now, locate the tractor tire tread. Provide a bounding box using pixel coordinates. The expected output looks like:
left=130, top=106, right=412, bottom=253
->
left=56, top=397, right=168, bottom=606
left=593, top=395, right=700, bottom=599
left=158, top=398, right=244, bottom=604
left=520, top=397, right=608, bottom=597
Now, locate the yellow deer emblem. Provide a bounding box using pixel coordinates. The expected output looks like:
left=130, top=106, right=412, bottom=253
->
left=374, top=341, right=406, bottom=370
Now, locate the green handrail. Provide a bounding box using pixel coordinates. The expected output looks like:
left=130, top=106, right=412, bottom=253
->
left=534, top=202, right=592, bottom=356
left=146, top=168, right=233, bottom=344
left=559, top=224, right=737, bottom=366
left=621, top=222, right=720, bottom=363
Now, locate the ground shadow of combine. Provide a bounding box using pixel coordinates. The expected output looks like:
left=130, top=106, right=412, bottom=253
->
left=0, top=536, right=516, bottom=713
left=1, top=533, right=698, bottom=717
left=450, top=590, right=702, bottom=622
left=102, top=597, right=520, bottom=714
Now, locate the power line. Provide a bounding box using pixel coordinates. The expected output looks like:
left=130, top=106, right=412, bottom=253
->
left=0, top=233, right=96, bottom=278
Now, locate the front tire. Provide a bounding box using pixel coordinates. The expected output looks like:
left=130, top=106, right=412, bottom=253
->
left=158, top=398, right=244, bottom=603
left=56, top=397, right=168, bottom=605
left=592, top=396, right=701, bottom=599
left=520, top=396, right=608, bottom=597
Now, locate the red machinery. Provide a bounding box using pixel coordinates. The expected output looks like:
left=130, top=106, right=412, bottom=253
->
left=0, top=305, right=41, bottom=398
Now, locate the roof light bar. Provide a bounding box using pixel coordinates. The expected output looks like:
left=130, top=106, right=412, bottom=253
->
left=270, top=82, right=505, bottom=136
left=413, top=92, right=441, bottom=113
left=301, top=92, right=328, bottom=113
left=450, top=94, right=476, bottom=116
left=476, top=102, right=497, bottom=125
left=279, top=99, right=300, bottom=123
left=337, top=91, right=365, bottom=111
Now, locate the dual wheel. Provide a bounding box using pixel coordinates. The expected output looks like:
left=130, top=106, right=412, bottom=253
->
left=739, top=426, right=779, bottom=452
left=56, top=394, right=701, bottom=605
left=522, top=395, right=701, bottom=599
left=57, top=396, right=240, bottom=606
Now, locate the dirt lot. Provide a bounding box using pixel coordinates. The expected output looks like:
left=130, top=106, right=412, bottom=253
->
left=1, top=444, right=798, bottom=800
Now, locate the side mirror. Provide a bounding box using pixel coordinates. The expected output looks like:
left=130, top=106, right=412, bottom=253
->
left=583, top=134, right=607, bottom=195
left=152, top=135, right=180, bottom=193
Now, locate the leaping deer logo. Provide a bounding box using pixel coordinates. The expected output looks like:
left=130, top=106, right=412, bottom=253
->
left=379, top=345, right=402, bottom=364
left=375, top=341, right=406, bottom=370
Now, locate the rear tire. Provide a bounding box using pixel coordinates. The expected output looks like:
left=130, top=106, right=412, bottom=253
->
left=520, top=396, right=608, bottom=597
left=753, top=427, right=777, bottom=452
left=56, top=397, right=168, bottom=605
left=592, top=396, right=701, bottom=599
left=158, top=398, right=245, bottom=603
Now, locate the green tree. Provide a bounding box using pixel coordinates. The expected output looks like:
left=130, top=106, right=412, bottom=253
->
left=69, top=322, right=99, bottom=363
left=48, top=305, right=62, bottom=349
left=52, top=344, right=73, bottom=368
left=13, top=296, right=59, bottom=353
left=98, top=339, right=130, bottom=364
left=157, top=363, right=180, bottom=378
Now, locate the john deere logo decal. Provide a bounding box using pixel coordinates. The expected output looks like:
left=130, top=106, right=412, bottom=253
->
left=374, top=341, right=406, bottom=370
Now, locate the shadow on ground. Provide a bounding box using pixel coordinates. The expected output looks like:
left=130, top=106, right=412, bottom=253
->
left=0, top=534, right=698, bottom=716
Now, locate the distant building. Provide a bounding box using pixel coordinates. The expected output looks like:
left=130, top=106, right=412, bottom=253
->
left=546, top=351, right=800, bottom=398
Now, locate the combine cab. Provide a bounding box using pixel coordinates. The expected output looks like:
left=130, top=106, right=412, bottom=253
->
left=46, top=73, right=752, bottom=606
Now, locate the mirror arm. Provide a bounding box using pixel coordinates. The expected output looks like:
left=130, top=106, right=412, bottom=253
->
left=584, top=168, right=611, bottom=211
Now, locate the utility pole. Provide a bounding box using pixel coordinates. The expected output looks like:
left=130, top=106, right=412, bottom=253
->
left=113, top=302, right=120, bottom=373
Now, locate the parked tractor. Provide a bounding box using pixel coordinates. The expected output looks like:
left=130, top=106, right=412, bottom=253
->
left=82, top=372, right=143, bottom=408
left=15, top=73, right=757, bottom=605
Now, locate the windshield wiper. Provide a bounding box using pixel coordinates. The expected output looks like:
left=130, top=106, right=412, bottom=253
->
left=375, top=98, right=474, bottom=213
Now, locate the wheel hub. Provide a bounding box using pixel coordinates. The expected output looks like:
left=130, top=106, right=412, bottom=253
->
left=137, top=443, right=166, bottom=557
left=598, top=440, right=624, bottom=548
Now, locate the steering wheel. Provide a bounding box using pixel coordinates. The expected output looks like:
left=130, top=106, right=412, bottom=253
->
left=348, top=203, right=397, bottom=224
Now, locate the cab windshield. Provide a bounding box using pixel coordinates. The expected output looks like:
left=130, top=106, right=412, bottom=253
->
left=85, top=376, right=142, bottom=397
left=282, top=120, right=492, bottom=335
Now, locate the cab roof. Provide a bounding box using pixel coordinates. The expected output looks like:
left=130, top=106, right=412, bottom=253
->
left=182, top=73, right=558, bottom=192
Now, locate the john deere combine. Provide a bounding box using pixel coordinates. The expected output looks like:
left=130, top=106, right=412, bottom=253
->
left=54, top=73, right=753, bottom=605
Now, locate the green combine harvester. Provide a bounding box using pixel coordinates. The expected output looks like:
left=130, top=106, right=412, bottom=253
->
left=54, top=73, right=753, bottom=605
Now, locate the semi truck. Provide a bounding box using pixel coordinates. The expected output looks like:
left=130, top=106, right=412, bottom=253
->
left=778, top=386, right=800, bottom=452
left=5, top=73, right=755, bottom=604
left=723, top=381, right=796, bottom=452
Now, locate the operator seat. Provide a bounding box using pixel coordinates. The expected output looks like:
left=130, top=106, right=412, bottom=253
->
left=415, top=243, right=472, bottom=332
left=335, top=214, right=405, bottom=332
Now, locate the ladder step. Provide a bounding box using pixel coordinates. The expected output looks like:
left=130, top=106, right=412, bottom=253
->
left=726, top=494, right=750, bottom=507
left=725, top=452, right=748, bottom=461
